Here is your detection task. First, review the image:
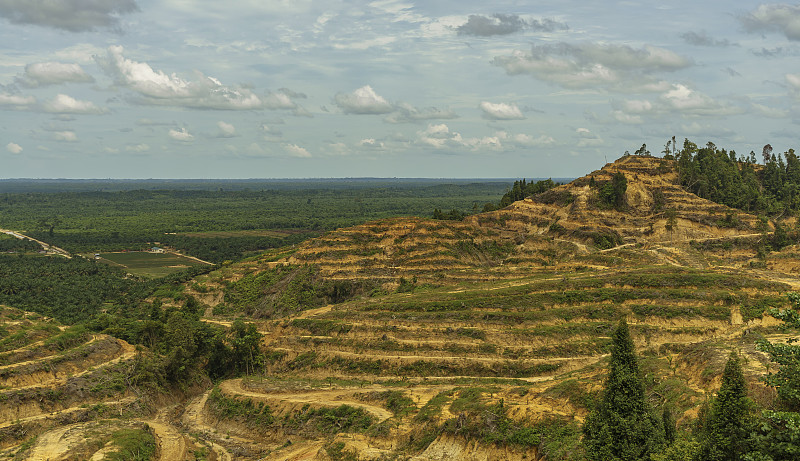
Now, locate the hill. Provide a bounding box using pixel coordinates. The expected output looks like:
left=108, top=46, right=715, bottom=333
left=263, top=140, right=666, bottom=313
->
left=4, top=154, right=800, bottom=460
left=169, top=155, right=799, bottom=459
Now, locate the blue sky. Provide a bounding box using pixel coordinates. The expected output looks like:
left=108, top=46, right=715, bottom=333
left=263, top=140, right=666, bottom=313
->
left=1, top=1, right=799, bottom=178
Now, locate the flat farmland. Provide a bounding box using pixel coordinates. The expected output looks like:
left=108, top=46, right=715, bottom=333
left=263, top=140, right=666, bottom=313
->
left=98, top=251, right=210, bottom=278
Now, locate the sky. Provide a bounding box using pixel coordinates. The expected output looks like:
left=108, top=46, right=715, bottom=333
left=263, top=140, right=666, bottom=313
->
left=1, top=1, right=799, bottom=179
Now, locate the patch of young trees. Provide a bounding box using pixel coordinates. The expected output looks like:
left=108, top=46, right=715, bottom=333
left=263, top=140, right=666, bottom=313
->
left=583, top=298, right=800, bottom=460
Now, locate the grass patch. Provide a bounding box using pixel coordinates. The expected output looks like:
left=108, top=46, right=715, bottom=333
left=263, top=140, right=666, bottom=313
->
left=104, top=427, right=157, bottom=461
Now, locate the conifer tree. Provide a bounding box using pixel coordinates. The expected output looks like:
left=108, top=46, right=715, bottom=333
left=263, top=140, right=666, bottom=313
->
left=583, top=319, right=664, bottom=460
left=695, top=352, right=752, bottom=461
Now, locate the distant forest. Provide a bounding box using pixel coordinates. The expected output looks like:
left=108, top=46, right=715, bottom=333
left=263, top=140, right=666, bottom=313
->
left=0, top=181, right=514, bottom=263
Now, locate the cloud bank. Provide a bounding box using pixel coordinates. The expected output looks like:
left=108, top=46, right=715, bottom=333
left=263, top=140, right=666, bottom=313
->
left=0, top=0, right=138, bottom=32
left=740, top=4, right=800, bottom=41
left=334, top=85, right=393, bottom=114
left=96, top=46, right=302, bottom=111
left=16, top=62, right=94, bottom=87
left=492, top=42, right=691, bottom=91
left=479, top=102, right=525, bottom=120
left=456, top=14, right=567, bottom=36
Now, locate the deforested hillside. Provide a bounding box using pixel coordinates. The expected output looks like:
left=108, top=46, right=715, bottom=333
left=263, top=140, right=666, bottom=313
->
left=472, top=155, right=764, bottom=248
left=211, top=155, right=775, bottom=299
left=167, top=154, right=800, bottom=460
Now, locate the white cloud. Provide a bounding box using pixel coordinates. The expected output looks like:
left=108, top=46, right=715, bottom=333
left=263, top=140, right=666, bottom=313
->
left=575, top=127, right=603, bottom=147
left=126, top=143, right=150, bottom=152
left=479, top=101, right=525, bottom=120
left=492, top=43, right=690, bottom=92
left=16, top=62, right=94, bottom=87
left=611, top=111, right=643, bottom=124
left=246, top=143, right=267, bottom=156
left=358, top=138, right=386, bottom=150
left=53, top=44, right=107, bottom=64
left=0, top=0, right=139, bottom=32
left=42, top=94, right=106, bottom=114
left=680, top=122, right=735, bottom=138
left=52, top=131, right=78, bottom=142
left=169, top=128, right=194, bottom=141
left=136, top=118, right=175, bottom=127
left=217, top=121, right=236, bottom=138
left=418, top=123, right=452, bottom=148
left=787, top=73, right=800, bottom=91
left=5, top=142, right=22, bottom=154
left=0, top=93, right=36, bottom=106
left=659, top=84, right=741, bottom=116
left=612, top=85, right=742, bottom=119
left=96, top=46, right=299, bottom=111
left=333, top=85, right=393, bottom=114
left=384, top=103, right=458, bottom=123
left=260, top=124, right=283, bottom=137
left=680, top=31, right=734, bottom=47
left=740, top=4, right=800, bottom=41
left=619, top=99, right=653, bottom=114
left=286, top=144, right=311, bottom=157
left=417, top=123, right=503, bottom=151
left=504, top=133, right=556, bottom=147
left=331, top=36, right=397, bottom=51
left=750, top=102, right=790, bottom=118
left=456, top=13, right=568, bottom=36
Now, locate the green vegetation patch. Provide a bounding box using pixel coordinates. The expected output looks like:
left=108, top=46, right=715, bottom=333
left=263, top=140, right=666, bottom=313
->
left=437, top=388, right=584, bottom=458
left=104, top=427, right=157, bottom=461
left=225, top=265, right=377, bottom=318
left=289, top=353, right=561, bottom=378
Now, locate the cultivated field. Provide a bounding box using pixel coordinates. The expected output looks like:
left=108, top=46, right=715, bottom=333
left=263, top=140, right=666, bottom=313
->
left=98, top=251, right=210, bottom=277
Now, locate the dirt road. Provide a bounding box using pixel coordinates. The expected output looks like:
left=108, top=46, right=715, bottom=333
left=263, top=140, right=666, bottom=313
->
left=220, top=378, right=394, bottom=422
left=0, top=228, right=71, bottom=258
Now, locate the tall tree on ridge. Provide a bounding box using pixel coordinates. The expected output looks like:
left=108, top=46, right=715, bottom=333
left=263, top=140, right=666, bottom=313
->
left=583, top=319, right=664, bottom=460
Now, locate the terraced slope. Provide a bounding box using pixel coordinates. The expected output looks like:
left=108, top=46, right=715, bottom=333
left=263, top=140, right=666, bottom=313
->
left=204, top=156, right=768, bottom=295
left=183, top=262, right=791, bottom=459
left=179, top=156, right=800, bottom=459
left=0, top=307, right=220, bottom=461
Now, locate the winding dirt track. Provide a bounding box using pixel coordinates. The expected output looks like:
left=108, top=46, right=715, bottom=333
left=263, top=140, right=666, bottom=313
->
left=181, top=390, right=237, bottom=460
left=264, top=440, right=324, bottom=460
left=146, top=420, right=188, bottom=461
left=220, top=378, right=394, bottom=422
